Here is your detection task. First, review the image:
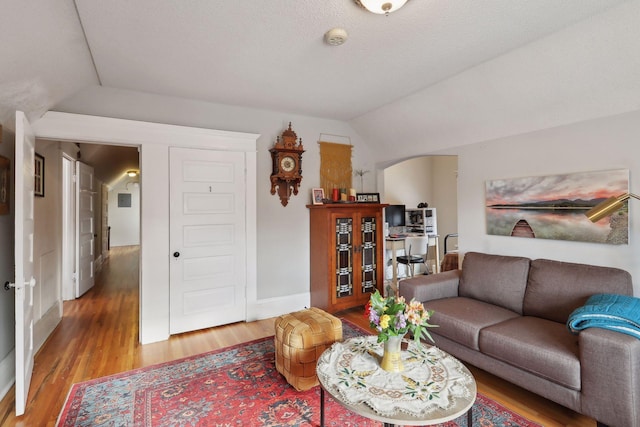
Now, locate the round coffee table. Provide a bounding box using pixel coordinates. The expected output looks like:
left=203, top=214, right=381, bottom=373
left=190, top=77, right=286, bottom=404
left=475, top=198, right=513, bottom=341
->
left=316, top=336, right=476, bottom=426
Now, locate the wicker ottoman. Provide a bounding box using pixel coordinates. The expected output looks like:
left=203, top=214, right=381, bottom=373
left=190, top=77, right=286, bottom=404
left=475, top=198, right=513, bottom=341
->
left=274, top=307, right=342, bottom=391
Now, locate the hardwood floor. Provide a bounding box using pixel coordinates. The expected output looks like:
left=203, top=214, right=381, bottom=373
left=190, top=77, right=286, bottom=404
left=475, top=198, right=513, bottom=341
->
left=0, top=246, right=596, bottom=426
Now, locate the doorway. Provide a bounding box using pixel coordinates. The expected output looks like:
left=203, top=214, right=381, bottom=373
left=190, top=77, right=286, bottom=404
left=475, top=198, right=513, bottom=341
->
left=60, top=142, right=140, bottom=301
left=382, top=155, right=458, bottom=278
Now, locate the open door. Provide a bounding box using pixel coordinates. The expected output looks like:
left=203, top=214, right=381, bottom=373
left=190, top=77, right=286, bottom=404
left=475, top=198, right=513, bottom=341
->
left=75, top=161, right=95, bottom=297
left=13, top=111, right=36, bottom=415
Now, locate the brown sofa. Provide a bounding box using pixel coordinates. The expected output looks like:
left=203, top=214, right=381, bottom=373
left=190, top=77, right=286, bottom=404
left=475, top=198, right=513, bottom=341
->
left=399, top=251, right=640, bottom=427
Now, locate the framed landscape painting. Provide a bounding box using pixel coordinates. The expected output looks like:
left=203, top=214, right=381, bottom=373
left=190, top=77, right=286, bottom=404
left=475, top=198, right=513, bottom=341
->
left=485, top=169, right=629, bottom=244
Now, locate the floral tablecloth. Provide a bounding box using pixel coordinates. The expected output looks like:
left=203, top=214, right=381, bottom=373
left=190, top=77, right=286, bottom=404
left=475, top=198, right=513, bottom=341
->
left=316, top=336, right=475, bottom=418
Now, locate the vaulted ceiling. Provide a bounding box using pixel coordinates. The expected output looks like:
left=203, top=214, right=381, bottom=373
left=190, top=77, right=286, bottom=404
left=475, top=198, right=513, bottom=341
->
left=1, top=0, right=638, bottom=182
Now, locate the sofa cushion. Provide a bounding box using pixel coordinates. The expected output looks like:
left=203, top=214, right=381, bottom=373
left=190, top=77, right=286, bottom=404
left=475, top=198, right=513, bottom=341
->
left=458, top=252, right=531, bottom=314
left=523, top=259, right=633, bottom=324
left=424, top=297, right=520, bottom=351
left=479, top=316, right=581, bottom=391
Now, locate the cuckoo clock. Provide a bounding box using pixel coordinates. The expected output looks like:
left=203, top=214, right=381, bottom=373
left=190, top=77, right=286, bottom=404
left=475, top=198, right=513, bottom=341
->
left=270, top=122, right=304, bottom=206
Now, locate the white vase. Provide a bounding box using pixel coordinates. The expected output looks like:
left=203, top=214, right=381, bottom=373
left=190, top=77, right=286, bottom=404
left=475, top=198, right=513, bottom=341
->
left=380, top=335, right=405, bottom=373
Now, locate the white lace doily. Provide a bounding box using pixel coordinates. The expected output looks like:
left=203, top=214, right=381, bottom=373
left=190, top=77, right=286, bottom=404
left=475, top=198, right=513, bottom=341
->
left=316, top=336, right=475, bottom=418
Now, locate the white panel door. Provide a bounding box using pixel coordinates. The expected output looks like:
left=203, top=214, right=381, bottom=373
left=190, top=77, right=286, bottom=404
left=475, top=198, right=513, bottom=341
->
left=76, top=161, right=95, bottom=297
left=169, top=147, right=247, bottom=334
left=13, top=111, right=36, bottom=415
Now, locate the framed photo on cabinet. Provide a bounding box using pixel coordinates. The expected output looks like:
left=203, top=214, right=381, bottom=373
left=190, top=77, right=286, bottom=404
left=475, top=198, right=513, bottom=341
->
left=312, top=188, right=325, bottom=205
left=356, top=192, right=380, bottom=203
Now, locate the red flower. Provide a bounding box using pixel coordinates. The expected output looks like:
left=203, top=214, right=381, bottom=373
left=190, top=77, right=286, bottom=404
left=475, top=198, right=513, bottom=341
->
left=364, top=301, right=371, bottom=317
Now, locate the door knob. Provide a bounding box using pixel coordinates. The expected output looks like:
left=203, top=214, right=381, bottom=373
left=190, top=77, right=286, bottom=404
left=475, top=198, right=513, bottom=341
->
left=4, top=278, right=35, bottom=290
left=173, top=252, right=180, bottom=258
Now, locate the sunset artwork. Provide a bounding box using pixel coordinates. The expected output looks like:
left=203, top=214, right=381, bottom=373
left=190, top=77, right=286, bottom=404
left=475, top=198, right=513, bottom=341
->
left=485, top=169, right=629, bottom=244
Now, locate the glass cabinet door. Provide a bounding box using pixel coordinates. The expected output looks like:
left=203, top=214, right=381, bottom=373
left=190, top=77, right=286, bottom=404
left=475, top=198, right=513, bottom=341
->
left=334, top=217, right=353, bottom=299
left=360, top=215, right=378, bottom=294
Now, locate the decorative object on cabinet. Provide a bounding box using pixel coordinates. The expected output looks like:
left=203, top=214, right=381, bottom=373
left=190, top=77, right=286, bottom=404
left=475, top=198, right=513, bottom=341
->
left=0, top=155, right=9, bottom=215
left=34, top=152, right=44, bottom=197
left=311, top=188, right=325, bottom=205
left=319, top=141, right=352, bottom=198
left=353, top=169, right=369, bottom=192
left=270, top=122, right=304, bottom=206
left=308, top=203, right=387, bottom=313
left=356, top=192, right=380, bottom=203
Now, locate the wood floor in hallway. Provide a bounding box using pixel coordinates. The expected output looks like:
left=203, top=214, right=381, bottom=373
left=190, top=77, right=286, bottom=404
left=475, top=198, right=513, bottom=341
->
left=0, top=245, right=595, bottom=426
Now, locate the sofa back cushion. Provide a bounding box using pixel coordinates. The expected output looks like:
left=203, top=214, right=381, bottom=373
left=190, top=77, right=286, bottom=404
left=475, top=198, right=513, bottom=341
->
left=523, top=259, right=633, bottom=323
left=459, top=252, right=531, bottom=314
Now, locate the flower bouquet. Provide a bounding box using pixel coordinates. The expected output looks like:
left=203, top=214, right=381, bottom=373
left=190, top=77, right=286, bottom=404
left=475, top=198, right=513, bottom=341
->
left=365, top=290, right=437, bottom=344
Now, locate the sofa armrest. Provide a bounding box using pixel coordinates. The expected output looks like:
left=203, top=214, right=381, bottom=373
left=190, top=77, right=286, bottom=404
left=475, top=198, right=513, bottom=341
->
left=398, top=270, right=461, bottom=303
left=579, top=328, right=640, bottom=427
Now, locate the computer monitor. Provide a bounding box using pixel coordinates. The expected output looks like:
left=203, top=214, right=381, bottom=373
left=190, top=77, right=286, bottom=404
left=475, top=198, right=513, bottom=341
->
left=384, top=204, right=406, bottom=227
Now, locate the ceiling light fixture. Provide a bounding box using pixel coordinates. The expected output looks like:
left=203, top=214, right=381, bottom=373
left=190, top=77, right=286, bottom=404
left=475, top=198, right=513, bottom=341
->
left=354, top=0, right=409, bottom=15
left=127, top=170, right=138, bottom=177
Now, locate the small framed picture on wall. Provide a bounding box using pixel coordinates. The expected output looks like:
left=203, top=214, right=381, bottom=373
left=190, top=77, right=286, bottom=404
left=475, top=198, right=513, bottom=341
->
left=34, top=153, right=44, bottom=197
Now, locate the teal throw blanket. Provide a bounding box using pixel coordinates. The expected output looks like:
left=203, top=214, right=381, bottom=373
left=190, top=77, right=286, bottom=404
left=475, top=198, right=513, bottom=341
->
left=567, top=293, right=640, bottom=340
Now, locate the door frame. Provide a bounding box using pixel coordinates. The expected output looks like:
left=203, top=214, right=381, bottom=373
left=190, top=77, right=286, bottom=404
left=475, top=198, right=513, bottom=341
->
left=61, top=154, right=75, bottom=301
left=32, top=112, right=259, bottom=344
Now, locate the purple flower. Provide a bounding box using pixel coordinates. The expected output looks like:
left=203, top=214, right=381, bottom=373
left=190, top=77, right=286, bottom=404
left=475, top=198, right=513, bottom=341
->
left=394, top=313, right=407, bottom=330
left=369, top=310, right=380, bottom=325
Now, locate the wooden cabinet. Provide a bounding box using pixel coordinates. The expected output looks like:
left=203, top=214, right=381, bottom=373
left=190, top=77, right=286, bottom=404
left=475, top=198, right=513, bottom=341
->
left=308, top=204, right=387, bottom=313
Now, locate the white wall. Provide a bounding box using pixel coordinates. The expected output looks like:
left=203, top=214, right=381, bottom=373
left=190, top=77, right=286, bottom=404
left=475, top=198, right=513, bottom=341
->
left=384, top=157, right=433, bottom=206
left=431, top=156, right=459, bottom=254
left=108, top=181, right=140, bottom=247
left=454, top=109, right=640, bottom=296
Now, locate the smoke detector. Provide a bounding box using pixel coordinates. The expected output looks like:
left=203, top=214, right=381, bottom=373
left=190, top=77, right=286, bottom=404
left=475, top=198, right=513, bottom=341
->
left=324, top=28, right=348, bottom=46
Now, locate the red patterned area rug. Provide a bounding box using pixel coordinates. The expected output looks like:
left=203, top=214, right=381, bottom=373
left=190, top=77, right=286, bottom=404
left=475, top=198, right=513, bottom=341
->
left=57, top=320, right=541, bottom=427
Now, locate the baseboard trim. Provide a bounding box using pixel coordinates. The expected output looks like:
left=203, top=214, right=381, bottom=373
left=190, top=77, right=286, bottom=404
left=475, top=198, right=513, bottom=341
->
left=0, top=348, right=15, bottom=402
left=246, top=293, right=311, bottom=322
left=34, top=302, right=62, bottom=354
